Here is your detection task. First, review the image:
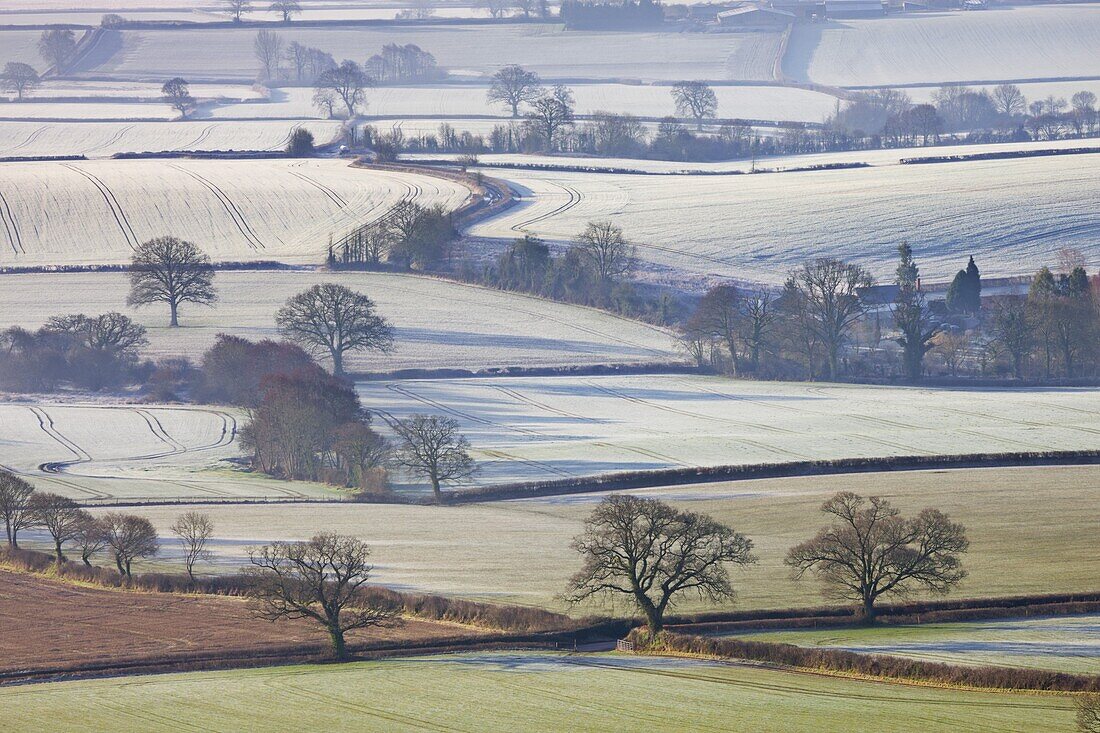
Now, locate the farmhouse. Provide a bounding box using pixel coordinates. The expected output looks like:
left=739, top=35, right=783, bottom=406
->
left=825, top=0, right=885, bottom=16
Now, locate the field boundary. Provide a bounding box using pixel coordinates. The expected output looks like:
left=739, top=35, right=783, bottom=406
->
left=444, top=449, right=1100, bottom=504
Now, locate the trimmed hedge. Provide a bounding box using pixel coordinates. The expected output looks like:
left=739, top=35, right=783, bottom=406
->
left=629, top=629, right=1100, bottom=693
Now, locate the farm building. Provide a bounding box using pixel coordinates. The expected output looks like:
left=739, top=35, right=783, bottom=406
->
left=716, top=4, right=796, bottom=27
left=825, top=0, right=885, bottom=16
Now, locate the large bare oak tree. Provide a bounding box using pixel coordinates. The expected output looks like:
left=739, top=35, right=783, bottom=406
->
left=0, top=470, right=36, bottom=549
left=247, top=533, right=399, bottom=659
left=785, top=492, right=968, bottom=622
left=276, top=283, right=394, bottom=377
left=565, top=495, right=756, bottom=632
left=391, top=414, right=475, bottom=501
left=487, top=64, right=542, bottom=117
left=127, top=236, right=217, bottom=327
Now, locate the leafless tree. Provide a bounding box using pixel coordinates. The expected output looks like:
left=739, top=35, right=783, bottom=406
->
left=2, top=62, right=40, bottom=100
left=513, top=0, right=536, bottom=16
left=487, top=65, right=542, bottom=117
left=102, top=512, right=160, bottom=579
left=313, top=88, right=338, bottom=118
left=74, top=515, right=108, bottom=567
left=221, top=0, right=253, bottom=22
left=743, top=289, right=774, bottom=373
left=315, top=60, right=370, bottom=118
left=987, top=295, right=1031, bottom=378
left=689, top=284, right=743, bottom=373
left=269, top=0, right=301, bottom=21
left=171, top=511, right=214, bottom=581
left=574, top=220, right=634, bottom=286
left=932, top=330, right=969, bottom=377
left=671, top=80, right=718, bottom=130
left=254, top=30, right=283, bottom=80
left=524, top=85, right=574, bottom=150
left=1077, top=693, right=1100, bottom=733
left=29, top=492, right=87, bottom=563
left=37, top=29, right=77, bottom=74
left=333, top=422, right=389, bottom=490
left=482, top=0, right=509, bottom=18
left=247, top=533, right=400, bottom=659
left=991, top=83, right=1025, bottom=116
left=787, top=258, right=873, bottom=380
left=786, top=492, right=968, bottom=622
left=276, top=283, right=393, bottom=377
left=565, top=495, right=756, bottom=632
left=44, top=312, right=148, bottom=354
left=127, top=236, right=217, bottom=327
left=391, top=414, right=476, bottom=501
left=284, top=41, right=310, bottom=81
left=0, top=470, right=36, bottom=549
left=162, top=77, right=195, bottom=117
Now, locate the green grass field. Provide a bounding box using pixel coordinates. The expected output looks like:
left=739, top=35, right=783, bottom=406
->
left=723, top=615, right=1100, bottom=674
left=0, top=652, right=1075, bottom=733
left=120, top=465, right=1100, bottom=614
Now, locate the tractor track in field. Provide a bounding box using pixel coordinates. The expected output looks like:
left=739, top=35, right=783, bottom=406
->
left=5, top=124, right=48, bottom=154
left=174, top=123, right=216, bottom=151
left=0, top=189, right=24, bottom=255
left=510, top=182, right=582, bottom=232
left=84, top=123, right=134, bottom=156
left=288, top=169, right=348, bottom=208
left=168, top=163, right=266, bottom=250
left=271, top=677, right=466, bottom=733
left=61, top=163, right=140, bottom=249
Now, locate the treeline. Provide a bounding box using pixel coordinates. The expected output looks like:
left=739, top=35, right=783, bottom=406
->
left=328, top=199, right=455, bottom=271
left=560, top=0, right=664, bottom=29
left=681, top=247, right=1100, bottom=382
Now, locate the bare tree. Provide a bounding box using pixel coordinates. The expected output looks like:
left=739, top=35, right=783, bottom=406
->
left=127, top=236, right=217, bottom=327
left=987, top=295, right=1031, bottom=378
left=565, top=495, right=756, bottom=632
left=221, top=0, right=253, bottom=22
left=269, top=0, right=302, bottom=21
left=932, top=330, right=968, bottom=377
left=315, top=60, right=370, bottom=118
left=284, top=41, right=310, bottom=81
left=312, top=88, right=338, bottom=118
left=787, top=258, right=873, bottom=380
left=892, top=242, right=939, bottom=381
left=689, top=284, right=743, bottom=373
left=2, top=62, right=40, bottom=100
left=44, top=312, right=148, bottom=354
left=574, top=220, right=634, bottom=286
left=786, top=492, right=968, bottom=622
left=162, top=77, right=196, bottom=117
left=37, top=29, right=77, bottom=74
left=671, top=81, right=718, bottom=130
left=487, top=64, right=542, bottom=118
left=524, top=85, right=574, bottom=150
left=29, top=492, right=86, bottom=563
left=991, top=83, right=1025, bottom=116
left=743, top=289, right=774, bottom=373
left=276, top=283, right=394, bottom=377
left=481, top=0, right=509, bottom=18
left=102, top=512, right=159, bottom=579
left=392, top=414, right=476, bottom=501
left=254, top=29, right=284, bottom=80
left=247, top=533, right=400, bottom=659
left=74, top=515, right=107, bottom=567
left=0, top=470, right=36, bottom=549
left=171, top=511, right=214, bottom=582
left=1078, top=694, right=1100, bottom=733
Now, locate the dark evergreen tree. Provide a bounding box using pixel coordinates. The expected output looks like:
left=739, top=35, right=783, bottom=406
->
left=892, top=243, right=939, bottom=381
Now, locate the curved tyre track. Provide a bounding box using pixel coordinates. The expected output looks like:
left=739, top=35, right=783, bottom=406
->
left=0, top=189, right=24, bottom=255
left=168, top=163, right=266, bottom=250
left=61, top=163, right=140, bottom=249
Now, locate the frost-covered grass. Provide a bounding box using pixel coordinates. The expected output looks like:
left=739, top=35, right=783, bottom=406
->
left=0, top=101, right=176, bottom=120
left=122, top=465, right=1100, bottom=611
left=0, top=401, right=335, bottom=502
left=357, top=374, right=1100, bottom=485
left=0, top=119, right=342, bottom=158
left=0, top=159, right=471, bottom=266
left=0, top=270, right=678, bottom=372
left=76, top=26, right=782, bottom=82
left=0, top=30, right=41, bottom=68
left=469, top=153, right=1100, bottom=283
left=724, top=615, right=1100, bottom=675
left=0, top=651, right=1073, bottom=733
left=786, top=5, right=1100, bottom=87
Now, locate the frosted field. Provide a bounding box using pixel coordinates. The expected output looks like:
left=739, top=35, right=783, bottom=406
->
left=727, top=615, right=1100, bottom=675
left=0, top=101, right=175, bottom=120
left=357, top=375, right=1100, bottom=486
left=786, top=5, right=1100, bottom=87
left=0, top=31, right=41, bottom=68
left=0, top=159, right=471, bottom=266
left=2, top=80, right=264, bottom=102
left=469, top=153, right=1100, bottom=283
left=119, top=465, right=1100, bottom=609
left=217, top=83, right=841, bottom=123
left=0, top=270, right=678, bottom=372
left=73, top=26, right=782, bottom=82
left=0, top=120, right=342, bottom=158
left=0, top=401, right=333, bottom=502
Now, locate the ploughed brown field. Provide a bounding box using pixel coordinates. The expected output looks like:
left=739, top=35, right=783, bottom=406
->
left=0, top=571, right=488, bottom=679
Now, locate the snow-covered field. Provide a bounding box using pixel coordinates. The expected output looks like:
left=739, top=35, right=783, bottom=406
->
left=0, top=401, right=333, bottom=502
left=0, top=30, right=43, bottom=68
left=468, top=153, right=1100, bottom=283
left=0, top=120, right=342, bottom=158
left=786, top=5, right=1100, bottom=87
left=0, top=159, right=471, bottom=266
left=0, top=101, right=176, bottom=120
left=357, top=375, right=1100, bottom=486
left=74, top=26, right=782, bottom=82
left=0, top=270, right=677, bottom=372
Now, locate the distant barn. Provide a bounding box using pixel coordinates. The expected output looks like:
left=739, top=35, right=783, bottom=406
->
left=716, top=4, right=796, bottom=27
left=824, top=0, right=885, bottom=16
